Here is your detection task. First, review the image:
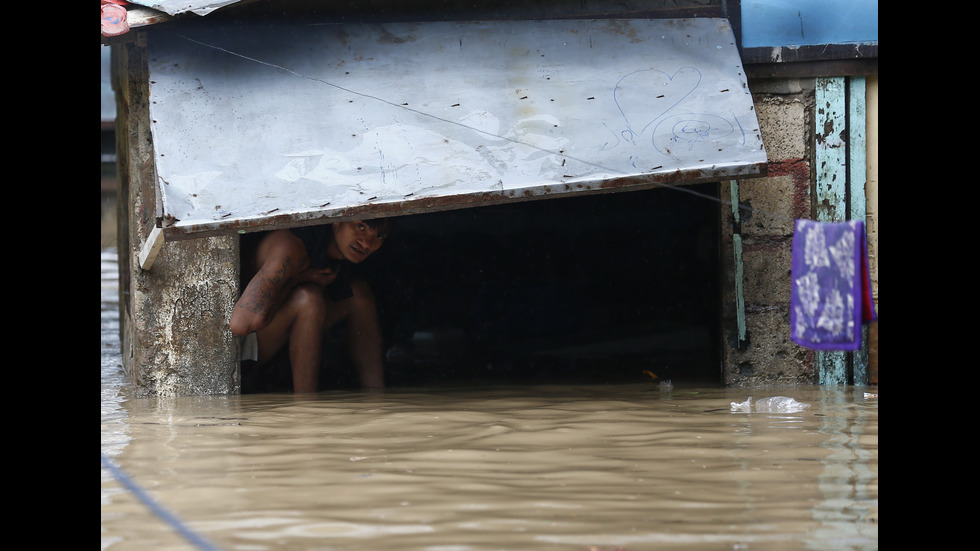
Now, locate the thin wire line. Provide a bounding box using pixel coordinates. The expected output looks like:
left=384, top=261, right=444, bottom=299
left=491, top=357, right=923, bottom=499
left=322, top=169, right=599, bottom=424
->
left=102, top=452, right=222, bottom=551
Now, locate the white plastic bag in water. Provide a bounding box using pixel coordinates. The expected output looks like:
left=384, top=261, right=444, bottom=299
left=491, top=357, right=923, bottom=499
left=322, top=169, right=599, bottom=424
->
left=730, top=396, right=810, bottom=413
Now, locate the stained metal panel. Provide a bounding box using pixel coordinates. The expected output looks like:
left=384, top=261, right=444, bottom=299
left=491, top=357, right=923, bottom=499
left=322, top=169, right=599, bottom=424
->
left=128, top=0, right=240, bottom=16
left=148, top=18, right=767, bottom=239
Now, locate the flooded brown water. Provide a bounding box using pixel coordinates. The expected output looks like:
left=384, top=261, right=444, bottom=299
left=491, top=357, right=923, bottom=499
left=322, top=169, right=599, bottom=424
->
left=101, top=249, right=878, bottom=551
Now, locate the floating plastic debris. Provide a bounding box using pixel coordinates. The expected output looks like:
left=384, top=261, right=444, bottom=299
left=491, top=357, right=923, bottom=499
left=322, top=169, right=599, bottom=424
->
left=730, top=396, right=811, bottom=413
left=642, top=369, right=673, bottom=392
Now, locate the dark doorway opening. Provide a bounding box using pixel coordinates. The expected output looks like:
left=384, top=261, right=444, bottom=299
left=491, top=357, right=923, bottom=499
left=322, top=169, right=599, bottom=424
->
left=362, top=182, right=723, bottom=387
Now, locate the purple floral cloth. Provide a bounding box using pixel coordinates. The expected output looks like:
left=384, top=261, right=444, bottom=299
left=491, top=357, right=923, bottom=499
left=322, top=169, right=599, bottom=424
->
left=790, top=219, right=877, bottom=351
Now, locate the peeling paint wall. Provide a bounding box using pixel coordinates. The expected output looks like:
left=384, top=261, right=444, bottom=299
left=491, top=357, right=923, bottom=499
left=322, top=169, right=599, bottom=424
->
left=720, top=75, right=878, bottom=386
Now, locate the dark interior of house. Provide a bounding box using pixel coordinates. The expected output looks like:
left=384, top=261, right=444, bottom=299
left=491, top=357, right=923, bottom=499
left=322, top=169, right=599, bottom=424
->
left=356, top=182, right=723, bottom=387
left=242, top=183, right=723, bottom=391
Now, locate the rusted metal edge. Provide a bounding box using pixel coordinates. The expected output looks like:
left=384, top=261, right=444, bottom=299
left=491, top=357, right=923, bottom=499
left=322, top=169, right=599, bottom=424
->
left=127, top=7, right=174, bottom=28
left=160, top=162, right=768, bottom=241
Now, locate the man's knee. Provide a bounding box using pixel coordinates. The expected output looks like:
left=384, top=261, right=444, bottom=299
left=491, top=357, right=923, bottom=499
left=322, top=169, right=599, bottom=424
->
left=290, top=284, right=329, bottom=319
left=349, top=279, right=377, bottom=305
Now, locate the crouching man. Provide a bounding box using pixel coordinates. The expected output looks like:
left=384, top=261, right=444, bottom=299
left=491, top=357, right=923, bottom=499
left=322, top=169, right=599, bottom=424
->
left=231, top=219, right=393, bottom=393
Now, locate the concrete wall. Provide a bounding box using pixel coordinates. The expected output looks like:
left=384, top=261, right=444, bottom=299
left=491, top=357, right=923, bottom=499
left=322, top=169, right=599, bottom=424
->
left=720, top=76, right=878, bottom=386
left=721, top=78, right=815, bottom=386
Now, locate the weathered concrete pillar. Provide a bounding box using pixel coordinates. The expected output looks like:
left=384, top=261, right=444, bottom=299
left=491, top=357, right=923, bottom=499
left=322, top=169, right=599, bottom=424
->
left=114, top=34, right=240, bottom=397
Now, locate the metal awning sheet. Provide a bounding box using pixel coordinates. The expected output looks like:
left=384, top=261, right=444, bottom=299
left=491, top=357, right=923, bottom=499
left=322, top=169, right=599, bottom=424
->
left=148, top=18, right=767, bottom=239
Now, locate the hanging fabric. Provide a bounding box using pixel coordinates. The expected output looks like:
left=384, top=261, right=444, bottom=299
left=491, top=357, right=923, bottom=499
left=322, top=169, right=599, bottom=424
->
left=790, top=219, right=877, bottom=351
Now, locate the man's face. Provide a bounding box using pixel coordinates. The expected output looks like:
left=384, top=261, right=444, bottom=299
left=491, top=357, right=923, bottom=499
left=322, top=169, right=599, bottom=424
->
left=331, top=220, right=387, bottom=263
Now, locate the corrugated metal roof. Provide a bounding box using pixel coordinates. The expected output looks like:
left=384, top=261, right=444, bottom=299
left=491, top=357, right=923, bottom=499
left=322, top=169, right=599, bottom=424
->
left=147, top=18, right=767, bottom=240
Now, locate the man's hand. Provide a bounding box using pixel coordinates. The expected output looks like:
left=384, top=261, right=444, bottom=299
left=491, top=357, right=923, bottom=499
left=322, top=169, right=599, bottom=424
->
left=301, top=266, right=340, bottom=289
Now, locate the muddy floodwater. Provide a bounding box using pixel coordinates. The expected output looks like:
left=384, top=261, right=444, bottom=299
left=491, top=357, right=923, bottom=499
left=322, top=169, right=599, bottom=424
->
left=101, top=249, right=878, bottom=550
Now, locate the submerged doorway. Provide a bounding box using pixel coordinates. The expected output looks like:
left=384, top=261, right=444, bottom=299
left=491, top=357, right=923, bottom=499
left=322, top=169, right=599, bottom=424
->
left=361, top=183, right=723, bottom=387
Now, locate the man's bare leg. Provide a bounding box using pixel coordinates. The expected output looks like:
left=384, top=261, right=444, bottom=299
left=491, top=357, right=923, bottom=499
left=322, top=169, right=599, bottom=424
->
left=256, top=284, right=327, bottom=393
left=322, top=279, right=385, bottom=389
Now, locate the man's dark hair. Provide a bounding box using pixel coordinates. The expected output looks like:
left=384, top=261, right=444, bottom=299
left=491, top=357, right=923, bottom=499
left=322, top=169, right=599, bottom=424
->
left=365, top=217, right=396, bottom=239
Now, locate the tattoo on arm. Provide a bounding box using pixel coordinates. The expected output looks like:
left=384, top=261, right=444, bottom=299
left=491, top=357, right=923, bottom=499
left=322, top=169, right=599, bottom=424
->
left=240, top=256, right=293, bottom=315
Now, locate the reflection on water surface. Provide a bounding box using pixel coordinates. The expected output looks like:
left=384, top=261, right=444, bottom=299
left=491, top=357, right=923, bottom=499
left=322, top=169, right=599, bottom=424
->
left=102, top=386, right=878, bottom=551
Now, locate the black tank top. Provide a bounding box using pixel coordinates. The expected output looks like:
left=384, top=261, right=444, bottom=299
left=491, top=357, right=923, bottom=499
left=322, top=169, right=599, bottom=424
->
left=289, top=225, right=354, bottom=302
